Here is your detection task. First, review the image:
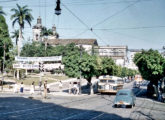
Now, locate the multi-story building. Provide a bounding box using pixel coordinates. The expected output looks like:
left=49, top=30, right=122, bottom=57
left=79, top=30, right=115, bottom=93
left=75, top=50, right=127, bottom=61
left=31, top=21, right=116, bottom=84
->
left=94, top=46, right=128, bottom=67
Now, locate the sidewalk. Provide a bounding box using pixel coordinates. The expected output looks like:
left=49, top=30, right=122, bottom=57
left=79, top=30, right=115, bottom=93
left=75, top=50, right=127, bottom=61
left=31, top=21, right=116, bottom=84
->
left=0, top=77, right=98, bottom=98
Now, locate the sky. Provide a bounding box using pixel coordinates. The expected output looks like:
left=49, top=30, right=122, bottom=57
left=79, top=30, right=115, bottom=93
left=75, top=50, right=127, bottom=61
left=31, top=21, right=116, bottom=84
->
left=1, top=0, right=165, bottom=50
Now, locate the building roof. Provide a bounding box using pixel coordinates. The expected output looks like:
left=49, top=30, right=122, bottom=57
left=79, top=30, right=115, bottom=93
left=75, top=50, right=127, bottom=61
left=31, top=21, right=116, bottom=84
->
left=44, top=39, right=98, bottom=46
left=95, top=46, right=128, bottom=49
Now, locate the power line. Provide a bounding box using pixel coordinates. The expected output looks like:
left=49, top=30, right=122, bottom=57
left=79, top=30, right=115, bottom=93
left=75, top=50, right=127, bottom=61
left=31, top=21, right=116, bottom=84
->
left=93, top=25, right=165, bottom=31
left=64, top=0, right=151, bottom=6
left=62, top=3, right=89, bottom=29
left=62, top=3, right=109, bottom=45
left=0, top=0, right=18, bottom=3
left=72, top=29, right=88, bottom=38
left=92, top=0, right=140, bottom=28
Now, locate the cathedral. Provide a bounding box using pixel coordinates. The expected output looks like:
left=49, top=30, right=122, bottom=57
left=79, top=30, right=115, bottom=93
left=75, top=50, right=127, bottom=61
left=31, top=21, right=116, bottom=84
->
left=32, top=16, right=58, bottom=42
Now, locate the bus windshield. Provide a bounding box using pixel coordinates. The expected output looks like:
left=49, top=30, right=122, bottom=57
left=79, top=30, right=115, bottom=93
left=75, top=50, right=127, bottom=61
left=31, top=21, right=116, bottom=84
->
left=100, top=80, right=107, bottom=83
left=117, top=79, right=124, bottom=84
left=108, top=80, right=115, bottom=83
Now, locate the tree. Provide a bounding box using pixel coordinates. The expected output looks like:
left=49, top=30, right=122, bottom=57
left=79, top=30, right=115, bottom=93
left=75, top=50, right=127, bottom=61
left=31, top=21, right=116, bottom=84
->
left=0, top=6, right=6, bottom=16
left=62, top=44, right=82, bottom=78
left=134, top=49, right=165, bottom=97
left=11, top=4, right=33, bottom=56
left=41, top=27, right=53, bottom=38
left=11, top=29, right=21, bottom=46
left=100, top=57, right=116, bottom=75
left=80, top=54, right=97, bottom=84
left=21, top=42, right=52, bottom=57
left=0, top=15, right=13, bottom=72
left=134, top=49, right=164, bottom=84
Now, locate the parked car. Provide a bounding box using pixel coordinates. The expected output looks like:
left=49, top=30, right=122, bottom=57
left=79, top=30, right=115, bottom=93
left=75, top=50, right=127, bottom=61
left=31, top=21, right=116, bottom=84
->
left=114, top=89, right=136, bottom=108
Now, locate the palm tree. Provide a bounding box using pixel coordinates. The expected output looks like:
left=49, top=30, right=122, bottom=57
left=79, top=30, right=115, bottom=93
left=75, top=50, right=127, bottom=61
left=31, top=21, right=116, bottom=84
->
left=0, top=6, right=6, bottom=16
left=10, top=4, right=33, bottom=56
left=11, top=30, right=24, bottom=46
left=41, top=27, right=53, bottom=38
left=11, top=30, right=19, bottom=46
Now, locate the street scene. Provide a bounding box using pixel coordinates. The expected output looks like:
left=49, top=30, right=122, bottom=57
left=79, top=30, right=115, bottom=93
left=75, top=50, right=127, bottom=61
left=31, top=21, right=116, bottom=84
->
left=0, top=0, right=165, bottom=120
left=0, top=79, right=165, bottom=120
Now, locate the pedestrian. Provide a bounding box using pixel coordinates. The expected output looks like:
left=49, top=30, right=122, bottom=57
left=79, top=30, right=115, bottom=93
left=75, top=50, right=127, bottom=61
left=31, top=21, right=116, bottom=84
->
left=59, top=81, right=63, bottom=92
left=30, top=81, right=35, bottom=95
left=68, top=82, right=72, bottom=94
left=47, top=84, right=50, bottom=93
left=14, top=82, right=18, bottom=93
left=20, top=82, right=24, bottom=93
left=73, top=82, right=78, bottom=95
left=38, top=81, right=42, bottom=94
left=43, top=81, right=47, bottom=98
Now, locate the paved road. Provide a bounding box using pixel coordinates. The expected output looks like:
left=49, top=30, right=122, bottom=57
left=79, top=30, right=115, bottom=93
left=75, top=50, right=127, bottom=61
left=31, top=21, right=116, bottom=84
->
left=0, top=80, right=165, bottom=120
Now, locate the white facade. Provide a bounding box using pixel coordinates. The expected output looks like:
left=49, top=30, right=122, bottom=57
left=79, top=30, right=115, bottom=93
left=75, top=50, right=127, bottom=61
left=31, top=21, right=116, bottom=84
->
left=94, top=46, right=128, bottom=67
left=126, top=50, right=141, bottom=70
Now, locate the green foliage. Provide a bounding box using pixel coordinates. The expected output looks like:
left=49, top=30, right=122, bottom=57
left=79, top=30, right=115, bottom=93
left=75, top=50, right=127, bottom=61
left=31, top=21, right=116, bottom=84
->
left=10, top=4, right=33, bottom=29
left=0, top=15, right=13, bottom=71
left=11, top=29, right=23, bottom=45
left=41, top=27, right=53, bottom=37
left=100, top=57, right=116, bottom=75
left=134, top=49, right=165, bottom=84
left=80, top=54, right=97, bottom=83
left=21, top=42, right=52, bottom=57
left=0, top=6, right=6, bottom=16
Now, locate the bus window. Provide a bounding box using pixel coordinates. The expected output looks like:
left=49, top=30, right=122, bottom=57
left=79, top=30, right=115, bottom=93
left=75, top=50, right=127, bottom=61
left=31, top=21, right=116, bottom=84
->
left=117, top=79, right=124, bottom=84
left=108, top=80, right=115, bottom=83
left=100, top=80, right=107, bottom=83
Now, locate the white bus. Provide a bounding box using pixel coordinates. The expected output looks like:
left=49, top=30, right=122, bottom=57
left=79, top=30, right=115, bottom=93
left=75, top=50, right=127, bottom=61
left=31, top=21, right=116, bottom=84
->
left=98, top=75, right=124, bottom=93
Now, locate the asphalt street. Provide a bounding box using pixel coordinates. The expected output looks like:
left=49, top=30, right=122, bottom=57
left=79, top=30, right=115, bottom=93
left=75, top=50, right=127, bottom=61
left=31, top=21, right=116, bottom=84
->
left=0, top=80, right=165, bottom=120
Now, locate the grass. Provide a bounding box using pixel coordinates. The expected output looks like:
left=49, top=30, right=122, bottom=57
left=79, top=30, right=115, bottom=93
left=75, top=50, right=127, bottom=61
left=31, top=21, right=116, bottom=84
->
left=1, top=73, right=70, bottom=86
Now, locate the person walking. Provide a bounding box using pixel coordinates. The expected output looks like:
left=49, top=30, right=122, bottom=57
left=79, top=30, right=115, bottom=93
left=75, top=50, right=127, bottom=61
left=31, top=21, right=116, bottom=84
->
left=59, top=81, right=63, bottom=92
left=43, top=81, right=47, bottom=98
left=38, top=81, right=42, bottom=95
left=30, top=81, right=35, bottom=95
left=68, top=82, right=72, bottom=94
left=20, top=82, right=24, bottom=93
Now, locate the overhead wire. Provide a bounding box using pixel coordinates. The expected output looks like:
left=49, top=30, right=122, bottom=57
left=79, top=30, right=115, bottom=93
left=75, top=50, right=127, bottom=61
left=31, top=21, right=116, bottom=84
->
left=92, top=0, right=141, bottom=28
left=61, top=2, right=109, bottom=45
left=92, top=25, right=165, bottom=31
left=64, top=0, right=151, bottom=6
left=72, top=29, right=89, bottom=38
left=0, top=0, right=18, bottom=3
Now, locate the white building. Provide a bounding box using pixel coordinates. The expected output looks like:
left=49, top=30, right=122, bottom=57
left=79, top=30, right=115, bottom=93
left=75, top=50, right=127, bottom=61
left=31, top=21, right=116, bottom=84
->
left=94, top=46, right=128, bottom=67
left=126, top=49, right=142, bottom=70
left=32, top=16, right=58, bottom=42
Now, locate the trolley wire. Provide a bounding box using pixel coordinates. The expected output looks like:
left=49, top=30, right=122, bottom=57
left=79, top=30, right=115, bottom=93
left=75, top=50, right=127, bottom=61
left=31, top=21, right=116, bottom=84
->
left=92, top=0, right=141, bottom=28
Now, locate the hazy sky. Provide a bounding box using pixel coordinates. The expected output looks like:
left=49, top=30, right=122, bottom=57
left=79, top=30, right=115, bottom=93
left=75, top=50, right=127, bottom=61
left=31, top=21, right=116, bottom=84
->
left=1, top=0, right=165, bottom=49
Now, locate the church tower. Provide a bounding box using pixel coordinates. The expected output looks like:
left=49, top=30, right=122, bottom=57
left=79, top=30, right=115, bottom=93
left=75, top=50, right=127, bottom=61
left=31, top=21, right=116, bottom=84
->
left=32, top=16, right=42, bottom=41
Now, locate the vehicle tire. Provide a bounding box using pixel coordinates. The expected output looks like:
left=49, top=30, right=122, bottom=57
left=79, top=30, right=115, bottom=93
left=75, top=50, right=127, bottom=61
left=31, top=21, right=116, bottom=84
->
left=127, top=105, right=133, bottom=108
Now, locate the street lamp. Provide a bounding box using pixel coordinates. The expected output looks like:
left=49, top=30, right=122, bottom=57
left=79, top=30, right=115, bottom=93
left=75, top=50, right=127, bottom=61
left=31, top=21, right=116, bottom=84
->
left=55, top=0, right=61, bottom=15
